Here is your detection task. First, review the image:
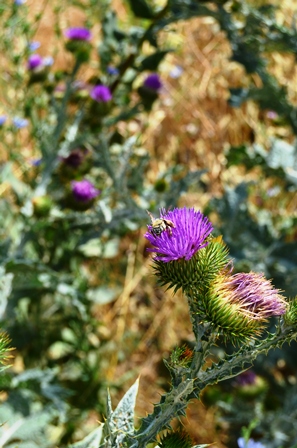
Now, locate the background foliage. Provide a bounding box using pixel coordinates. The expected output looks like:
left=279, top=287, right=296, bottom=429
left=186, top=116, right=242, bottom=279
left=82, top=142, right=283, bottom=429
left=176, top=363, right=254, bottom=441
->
left=0, top=0, right=297, bottom=447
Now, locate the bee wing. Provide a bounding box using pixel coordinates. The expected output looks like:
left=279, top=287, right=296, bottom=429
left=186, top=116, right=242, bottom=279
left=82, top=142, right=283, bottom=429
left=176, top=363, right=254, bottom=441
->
left=146, top=210, right=155, bottom=223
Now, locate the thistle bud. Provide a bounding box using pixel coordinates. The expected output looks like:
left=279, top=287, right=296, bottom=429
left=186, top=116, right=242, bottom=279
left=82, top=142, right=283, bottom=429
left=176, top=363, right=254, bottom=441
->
left=64, top=27, right=92, bottom=63
left=158, top=430, right=193, bottom=448
left=138, top=73, right=162, bottom=110
left=32, top=195, right=52, bottom=217
left=66, top=179, right=100, bottom=211
left=204, top=271, right=287, bottom=341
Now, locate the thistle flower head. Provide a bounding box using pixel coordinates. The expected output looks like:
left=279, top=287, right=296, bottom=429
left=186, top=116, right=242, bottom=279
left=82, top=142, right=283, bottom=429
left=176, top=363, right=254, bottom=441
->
left=145, top=207, right=213, bottom=263
left=144, top=73, right=162, bottom=91
left=71, top=179, right=100, bottom=202
left=90, top=84, right=112, bottom=103
left=64, top=27, right=92, bottom=41
left=62, top=148, right=88, bottom=168
left=204, top=271, right=287, bottom=341
left=27, top=54, right=43, bottom=70
left=223, top=272, right=287, bottom=319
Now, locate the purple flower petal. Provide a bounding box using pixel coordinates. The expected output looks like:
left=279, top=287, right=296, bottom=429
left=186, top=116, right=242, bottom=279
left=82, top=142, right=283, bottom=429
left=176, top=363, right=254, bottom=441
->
left=64, top=27, right=92, bottom=41
left=225, top=272, right=287, bottom=319
left=90, top=84, right=112, bottom=103
left=71, top=179, right=100, bottom=202
left=144, top=73, right=162, bottom=91
left=27, top=54, right=43, bottom=70
left=145, top=207, right=213, bottom=262
left=234, top=370, right=256, bottom=386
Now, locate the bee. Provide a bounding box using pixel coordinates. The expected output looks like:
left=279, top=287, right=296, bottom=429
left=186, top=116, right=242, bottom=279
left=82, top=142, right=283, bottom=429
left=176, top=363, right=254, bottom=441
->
left=146, top=210, right=175, bottom=236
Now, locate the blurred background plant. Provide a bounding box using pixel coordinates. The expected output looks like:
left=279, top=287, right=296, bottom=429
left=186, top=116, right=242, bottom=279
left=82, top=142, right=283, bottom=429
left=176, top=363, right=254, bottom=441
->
left=0, top=0, right=297, bottom=446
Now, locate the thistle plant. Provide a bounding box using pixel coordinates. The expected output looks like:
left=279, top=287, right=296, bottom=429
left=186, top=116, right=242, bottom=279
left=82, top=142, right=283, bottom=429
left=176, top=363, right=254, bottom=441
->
left=1, top=0, right=297, bottom=446
left=74, top=207, right=297, bottom=448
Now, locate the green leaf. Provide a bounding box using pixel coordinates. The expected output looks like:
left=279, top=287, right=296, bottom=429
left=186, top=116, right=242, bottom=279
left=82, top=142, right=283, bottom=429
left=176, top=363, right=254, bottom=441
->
left=139, top=50, right=171, bottom=71
left=101, top=379, right=139, bottom=447
left=112, top=378, right=139, bottom=433
left=127, top=0, right=154, bottom=19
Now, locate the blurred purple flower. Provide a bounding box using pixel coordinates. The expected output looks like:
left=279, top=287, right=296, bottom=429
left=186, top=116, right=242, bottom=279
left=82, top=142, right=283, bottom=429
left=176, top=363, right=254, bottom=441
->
left=71, top=179, right=100, bottom=202
left=31, top=158, right=42, bottom=167
left=238, top=437, right=265, bottom=448
left=27, top=54, right=43, bottom=70
left=169, top=65, right=183, bottom=79
left=12, top=117, right=29, bottom=129
left=62, top=148, right=88, bottom=168
left=144, top=73, right=162, bottom=91
left=225, top=272, right=287, bottom=319
left=107, top=66, right=119, bottom=76
left=234, top=370, right=257, bottom=386
left=28, top=41, right=41, bottom=51
left=64, top=27, right=92, bottom=41
left=14, top=0, right=26, bottom=5
left=90, top=84, right=112, bottom=102
left=0, top=115, right=7, bottom=126
left=145, top=207, right=213, bottom=263
left=267, top=111, right=278, bottom=120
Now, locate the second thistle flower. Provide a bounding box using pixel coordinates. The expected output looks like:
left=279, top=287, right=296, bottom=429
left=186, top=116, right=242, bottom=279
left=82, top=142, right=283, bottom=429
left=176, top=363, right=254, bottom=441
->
left=204, top=271, right=287, bottom=341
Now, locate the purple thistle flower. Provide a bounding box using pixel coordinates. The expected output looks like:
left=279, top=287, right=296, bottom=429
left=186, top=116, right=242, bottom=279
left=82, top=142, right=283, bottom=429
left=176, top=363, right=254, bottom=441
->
left=64, top=27, right=92, bottom=41
left=145, top=207, right=213, bottom=263
left=0, top=115, right=7, bottom=126
left=90, top=84, right=112, bottom=103
left=27, top=54, right=43, bottom=70
left=144, top=73, right=162, bottom=91
left=71, top=179, right=100, bottom=202
left=12, top=117, right=29, bottom=129
left=225, top=272, right=287, bottom=319
left=238, top=437, right=265, bottom=448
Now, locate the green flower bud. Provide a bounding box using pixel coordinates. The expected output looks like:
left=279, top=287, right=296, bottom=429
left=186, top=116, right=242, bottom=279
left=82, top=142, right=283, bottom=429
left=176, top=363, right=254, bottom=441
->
left=284, top=296, right=297, bottom=326
left=32, top=195, right=52, bottom=217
